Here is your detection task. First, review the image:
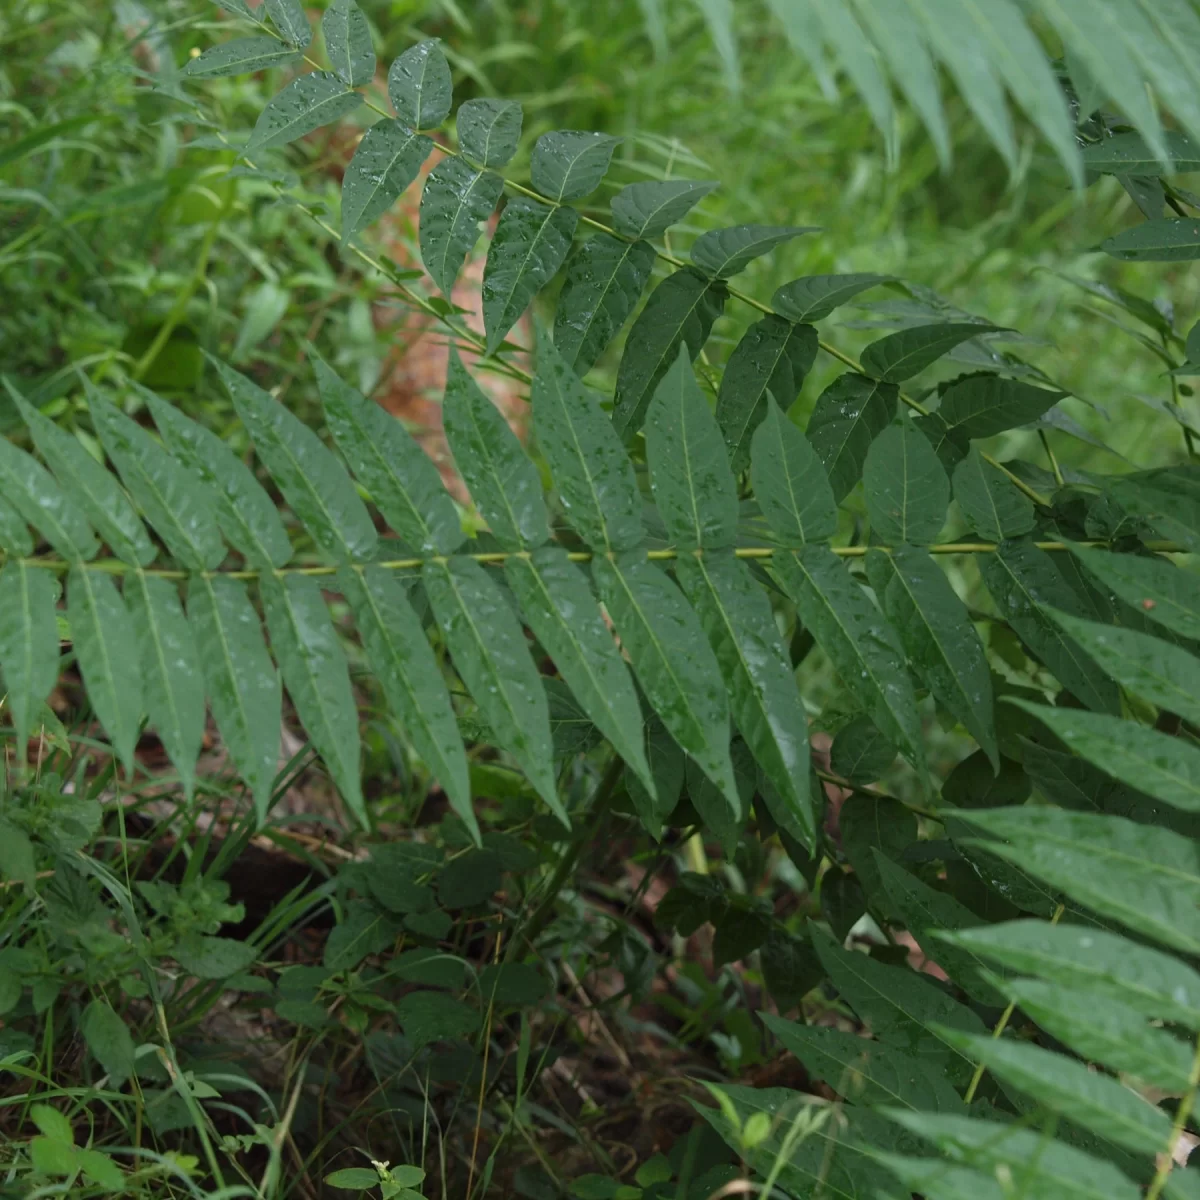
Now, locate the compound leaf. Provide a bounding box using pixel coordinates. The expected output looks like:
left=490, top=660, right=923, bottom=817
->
left=322, top=0, right=374, bottom=87
left=772, top=273, right=894, bottom=323
left=341, top=120, right=432, bottom=241
left=456, top=98, right=522, bottom=168
left=419, top=159, right=504, bottom=297
left=530, top=130, right=621, bottom=202
left=749, top=397, right=838, bottom=544
left=690, top=224, right=816, bottom=280
left=247, top=72, right=361, bottom=154
left=806, top=372, right=897, bottom=502
left=611, top=179, right=718, bottom=239
left=862, top=420, right=949, bottom=545
left=860, top=323, right=993, bottom=383
left=387, top=39, right=452, bottom=131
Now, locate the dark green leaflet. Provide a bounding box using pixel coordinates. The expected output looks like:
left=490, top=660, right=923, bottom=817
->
left=645, top=347, right=738, bottom=549
left=315, top=352, right=462, bottom=556
left=1109, top=468, right=1200, bottom=552
left=625, top=718, right=685, bottom=837
left=481, top=197, right=578, bottom=355
left=423, top=557, right=562, bottom=823
left=247, top=72, right=361, bottom=154
left=715, top=316, right=817, bottom=469
left=935, top=373, right=1063, bottom=439
left=125, top=573, right=205, bottom=800
left=387, top=39, right=452, bottom=131
left=187, top=575, right=281, bottom=823
left=339, top=566, right=474, bottom=842
left=882, top=1113, right=1140, bottom=1200
left=1102, top=219, right=1200, bottom=262
left=872, top=1156, right=1005, bottom=1200
left=862, top=420, right=949, bottom=545
left=552, top=235, right=656, bottom=375
left=859, top=322, right=993, bottom=383
left=952, top=446, right=1033, bottom=541
left=15, top=390, right=152, bottom=566
left=529, top=130, right=620, bottom=203
left=143, top=386, right=292, bottom=569
left=811, top=924, right=987, bottom=1086
left=806, top=372, right=897, bottom=502
left=321, top=0, right=374, bottom=87
left=215, top=359, right=377, bottom=563
left=979, top=539, right=1120, bottom=714
left=0, top=563, right=59, bottom=756
left=1003, top=977, right=1195, bottom=1092
left=689, top=223, right=816, bottom=279
left=749, top=397, right=838, bottom=543
left=840, top=793, right=916, bottom=919
left=873, top=853, right=1003, bottom=1004
left=456, top=98, right=522, bottom=168
left=443, top=348, right=549, bottom=550
left=530, top=325, right=643, bottom=554
left=961, top=805, right=1200, bottom=955
left=503, top=547, right=652, bottom=795
left=592, top=553, right=738, bottom=809
left=88, top=391, right=224, bottom=571
left=264, top=0, right=311, bottom=46
left=419, top=159, right=504, bottom=297
left=610, top=179, right=718, bottom=239
left=0, top=495, right=31, bottom=556
left=261, top=573, right=365, bottom=826
left=1069, top=543, right=1200, bottom=641
left=676, top=551, right=814, bottom=848
left=1081, top=130, right=1200, bottom=174
left=830, top=715, right=896, bottom=783
left=1010, top=698, right=1200, bottom=814
left=866, top=546, right=998, bottom=768
left=773, top=545, right=924, bottom=772
left=938, top=1029, right=1171, bottom=1155
left=185, top=37, right=300, bottom=79
left=1044, top=608, right=1200, bottom=724
left=340, top=121, right=433, bottom=242
left=67, top=567, right=143, bottom=774
left=612, top=268, right=728, bottom=436
left=0, top=437, right=96, bottom=560
left=771, top=272, right=893, bottom=322
left=761, top=1014, right=965, bottom=1112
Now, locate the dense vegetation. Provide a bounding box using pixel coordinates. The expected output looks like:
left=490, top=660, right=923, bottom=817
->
left=4, top=2, right=1200, bottom=1198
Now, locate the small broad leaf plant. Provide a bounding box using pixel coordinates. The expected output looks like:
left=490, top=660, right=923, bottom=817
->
left=5, top=1, right=1200, bottom=1194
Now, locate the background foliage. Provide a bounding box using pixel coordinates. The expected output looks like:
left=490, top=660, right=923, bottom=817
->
left=3, top=2, right=1200, bottom=1199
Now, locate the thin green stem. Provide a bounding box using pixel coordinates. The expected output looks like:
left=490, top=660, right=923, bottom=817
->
left=963, top=902, right=1065, bottom=1105
left=8, top=540, right=1186, bottom=582
left=1146, top=1032, right=1200, bottom=1199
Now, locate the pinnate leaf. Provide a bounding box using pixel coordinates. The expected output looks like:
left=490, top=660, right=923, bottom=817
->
left=645, top=347, right=737, bottom=549
left=315, top=351, right=462, bottom=555
left=862, top=420, right=949, bottom=545
left=424, top=557, right=562, bottom=823
left=860, top=322, right=994, bottom=383
left=444, top=348, right=548, bottom=548
left=612, top=267, right=727, bottom=436
left=610, top=179, right=718, bottom=239
left=531, top=324, right=642, bottom=553
left=68, top=568, right=142, bottom=774
left=806, top=372, right=897, bottom=502
left=264, top=0, right=311, bottom=46
left=530, top=130, right=620, bottom=202
left=322, top=0, right=374, bottom=87
left=456, top=98, right=522, bottom=168
left=935, top=373, right=1063, bottom=439
left=185, top=37, right=300, bottom=79
left=340, top=120, right=432, bottom=242
left=388, top=39, right=451, bottom=131
left=690, top=224, right=816, bottom=280
left=262, top=573, right=364, bottom=825
left=216, top=359, right=376, bottom=563
left=772, top=273, right=893, bottom=323
left=482, top=197, right=577, bottom=355
left=593, top=553, right=738, bottom=809
left=749, top=397, right=837, bottom=544
left=126, top=573, right=204, bottom=800
left=247, top=72, right=361, bottom=154
left=188, top=575, right=281, bottom=823
left=0, top=563, right=59, bottom=757
left=553, top=234, right=656, bottom=375
left=419, top=159, right=504, bottom=297
left=952, top=446, right=1033, bottom=541
left=1069, top=543, right=1200, bottom=641
left=716, top=315, right=817, bottom=469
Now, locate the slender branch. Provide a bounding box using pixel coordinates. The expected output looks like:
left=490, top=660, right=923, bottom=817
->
left=963, top=902, right=1065, bottom=1105
left=1146, top=1032, right=1200, bottom=1200
left=10, top=540, right=1186, bottom=583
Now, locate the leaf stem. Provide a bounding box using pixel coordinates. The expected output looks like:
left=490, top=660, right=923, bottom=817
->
left=9, top=540, right=1186, bottom=582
